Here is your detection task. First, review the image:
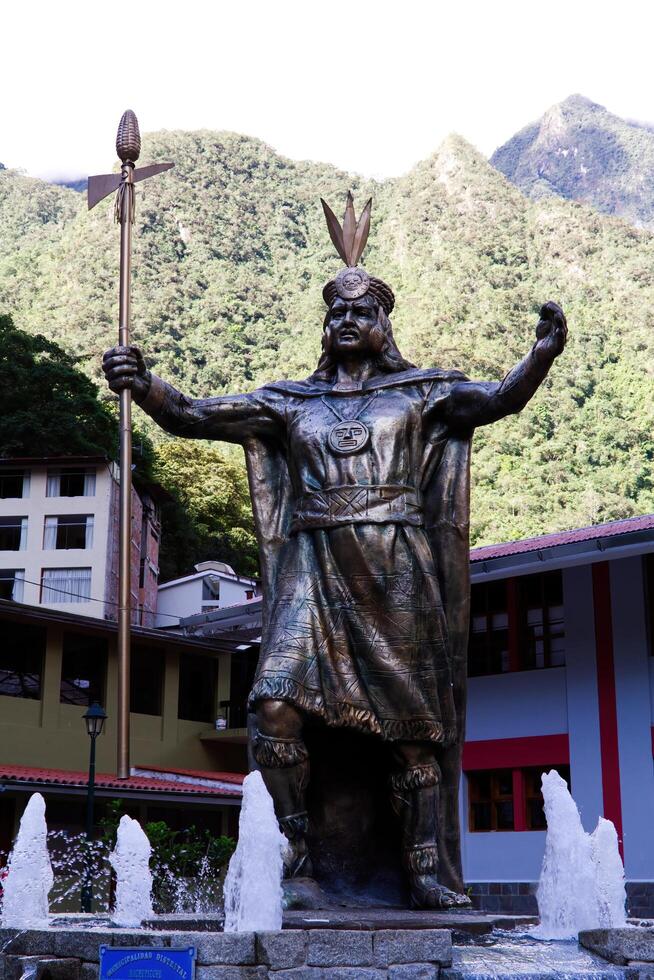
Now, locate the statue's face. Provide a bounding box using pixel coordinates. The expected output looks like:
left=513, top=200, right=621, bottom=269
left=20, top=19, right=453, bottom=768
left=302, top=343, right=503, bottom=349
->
left=324, top=294, right=381, bottom=357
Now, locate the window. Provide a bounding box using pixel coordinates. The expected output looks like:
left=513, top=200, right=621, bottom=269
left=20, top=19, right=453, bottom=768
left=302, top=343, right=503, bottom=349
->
left=468, top=769, right=514, bottom=831
left=43, top=515, right=94, bottom=550
left=178, top=653, right=217, bottom=722
left=60, top=632, right=107, bottom=705
left=0, top=622, right=45, bottom=699
left=468, top=571, right=565, bottom=675
left=225, top=646, right=259, bottom=728
left=46, top=469, right=96, bottom=497
left=518, top=572, right=565, bottom=669
left=0, top=517, right=27, bottom=551
left=0, top=470, right=28, bottom=499
left=138, top=559, right=158, bottom=589
left=245, top=590, right=254, bottom=600
left=202, top=578, right=220, bottom=601
left=468, top=765, right=571, bottom=832
left=41, top=567, right=92, bottom=604
left=522, top=765, right=571, bottom=830
left=468, top=580, right=509, bottom=676
left=0, top=570, right=25, bottom=602
left=131, top=645, right=164, bottom=715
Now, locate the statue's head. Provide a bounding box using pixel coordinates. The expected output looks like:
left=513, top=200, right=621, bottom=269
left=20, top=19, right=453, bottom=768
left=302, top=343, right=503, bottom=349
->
left=312, top=193, right=414, bottom=380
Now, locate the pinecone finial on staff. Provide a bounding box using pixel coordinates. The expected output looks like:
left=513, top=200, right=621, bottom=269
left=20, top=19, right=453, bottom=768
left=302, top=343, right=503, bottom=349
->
left=116, top=110, right=141, bottom=163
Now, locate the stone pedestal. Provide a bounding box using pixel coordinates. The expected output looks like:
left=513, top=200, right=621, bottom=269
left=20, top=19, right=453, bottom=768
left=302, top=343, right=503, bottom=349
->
left=0, top=924, right=454, bottom=979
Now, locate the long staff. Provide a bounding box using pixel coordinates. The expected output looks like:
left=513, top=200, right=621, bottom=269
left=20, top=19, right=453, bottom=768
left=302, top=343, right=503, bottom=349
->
left=88, top=111, right=173, bottom=777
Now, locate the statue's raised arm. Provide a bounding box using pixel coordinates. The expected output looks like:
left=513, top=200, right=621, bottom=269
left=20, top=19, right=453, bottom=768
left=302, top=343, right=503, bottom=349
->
left=439, top=302, right=567, bottom=430
left=102, top=344, right=283, bottom=443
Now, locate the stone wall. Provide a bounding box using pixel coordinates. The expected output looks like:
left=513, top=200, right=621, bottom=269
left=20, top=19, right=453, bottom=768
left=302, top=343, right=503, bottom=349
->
left=627, top=884, right=654, bottom=921
left=0, top=926, right=452, bottom=980
left=467, top=882, right=538, bottom=915
left=580, top=927, right=654, bottom=975
left=468, top=881, right=654, bottom=919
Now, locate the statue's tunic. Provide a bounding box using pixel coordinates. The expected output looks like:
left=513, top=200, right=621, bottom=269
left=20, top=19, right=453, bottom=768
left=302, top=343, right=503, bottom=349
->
left=249, top=381, right=458, bottom=744
left=140, top=370, right=465, bottom=746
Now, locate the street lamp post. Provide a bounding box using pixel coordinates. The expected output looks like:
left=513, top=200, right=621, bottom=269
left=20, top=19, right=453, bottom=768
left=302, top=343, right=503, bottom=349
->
left=81, top=701, right=107, bottom=913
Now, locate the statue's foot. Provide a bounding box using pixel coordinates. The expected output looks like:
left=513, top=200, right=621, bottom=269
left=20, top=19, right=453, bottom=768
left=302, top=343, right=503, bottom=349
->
left=283, top=836, right=313, bottom=879
left=410, top=874, right=472, bottom=910
left=282, top=876, right=334, bottom=910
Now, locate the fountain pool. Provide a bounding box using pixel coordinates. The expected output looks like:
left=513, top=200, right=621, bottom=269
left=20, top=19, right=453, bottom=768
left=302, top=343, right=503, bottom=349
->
left=0, top=783, right=650, bottom=979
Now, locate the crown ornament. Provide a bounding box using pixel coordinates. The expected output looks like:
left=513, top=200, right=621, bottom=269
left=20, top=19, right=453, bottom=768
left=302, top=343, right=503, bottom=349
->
left=321, top=192, right=395, bottom=314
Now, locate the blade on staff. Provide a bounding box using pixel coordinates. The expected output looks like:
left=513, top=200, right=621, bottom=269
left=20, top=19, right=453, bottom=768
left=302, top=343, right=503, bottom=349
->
left=88, top=111, right=173, bottom=779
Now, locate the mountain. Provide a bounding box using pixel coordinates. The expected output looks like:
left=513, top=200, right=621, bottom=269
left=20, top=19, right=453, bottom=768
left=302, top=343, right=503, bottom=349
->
left=491, top=94, right=654, bottom=228
left=55, top=178, right=87, bottom=193
left=0, top=169, right=79, bottom=259
left=0, top=129, right=653, bottom=547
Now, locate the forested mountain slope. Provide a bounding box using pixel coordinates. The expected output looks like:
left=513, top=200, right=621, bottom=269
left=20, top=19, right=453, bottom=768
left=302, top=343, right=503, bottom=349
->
left=1, top=128, right=653, bottom=548
left=491, top=94, right=654, bottom=229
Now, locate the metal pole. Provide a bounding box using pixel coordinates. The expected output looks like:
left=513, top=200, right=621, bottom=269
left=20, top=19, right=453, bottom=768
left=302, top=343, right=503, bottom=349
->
left=81, top=734, right=97, bottom=912
left=117, top=162, right=134, bottom=780
left=87, top=113, right=173, bottom=778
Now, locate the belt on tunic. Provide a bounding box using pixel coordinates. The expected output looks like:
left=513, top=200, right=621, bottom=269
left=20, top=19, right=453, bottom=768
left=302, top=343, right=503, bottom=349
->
left=290, top=484, right=424, bottom=533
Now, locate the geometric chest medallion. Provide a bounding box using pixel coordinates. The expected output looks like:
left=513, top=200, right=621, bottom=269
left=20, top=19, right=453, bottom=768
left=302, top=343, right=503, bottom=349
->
left=327, top=419, right=370, bottom=455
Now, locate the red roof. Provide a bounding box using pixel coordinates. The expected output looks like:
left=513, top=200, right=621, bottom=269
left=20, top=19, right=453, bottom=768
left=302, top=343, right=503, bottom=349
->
left=134, top=764, right=244, bottom=785
left=0, top=764, right=243, bottom=798
left=470, top=513, right=654, bottom=564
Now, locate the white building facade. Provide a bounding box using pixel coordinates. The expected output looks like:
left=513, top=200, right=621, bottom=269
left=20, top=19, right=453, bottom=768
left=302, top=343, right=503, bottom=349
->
left=155, top=560, right=259, bottom=627
left=0, top=456, right=160, bottom=623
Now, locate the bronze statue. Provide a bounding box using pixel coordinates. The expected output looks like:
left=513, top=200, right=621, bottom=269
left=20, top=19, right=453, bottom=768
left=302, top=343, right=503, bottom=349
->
left=102, top=193, right=567, bottom=908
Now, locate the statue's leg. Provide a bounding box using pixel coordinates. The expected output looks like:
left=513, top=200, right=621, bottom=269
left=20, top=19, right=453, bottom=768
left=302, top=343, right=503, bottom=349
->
left=253, top=699, right=311, bottom=878
left=390, top=741, right=470, bottom=909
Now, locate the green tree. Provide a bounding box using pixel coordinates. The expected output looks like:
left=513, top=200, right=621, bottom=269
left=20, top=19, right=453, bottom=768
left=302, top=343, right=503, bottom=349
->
left=153, top=440, right=258, bottom=579
left=0, top=313, right=120, bottom=457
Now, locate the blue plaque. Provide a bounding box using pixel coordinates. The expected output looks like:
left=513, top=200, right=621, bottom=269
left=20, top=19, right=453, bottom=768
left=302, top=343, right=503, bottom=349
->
left=100, top=946, right=196, bottom=980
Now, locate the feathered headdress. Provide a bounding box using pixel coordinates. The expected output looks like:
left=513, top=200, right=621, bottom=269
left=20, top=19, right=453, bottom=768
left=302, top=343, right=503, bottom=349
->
left=321, top=192, right=395, bottom=315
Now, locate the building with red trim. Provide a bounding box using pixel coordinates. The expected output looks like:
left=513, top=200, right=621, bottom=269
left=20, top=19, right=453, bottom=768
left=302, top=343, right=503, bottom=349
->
left=462, top=513, right=654, bottom=915
left=0, top=599, right=246, bottom=866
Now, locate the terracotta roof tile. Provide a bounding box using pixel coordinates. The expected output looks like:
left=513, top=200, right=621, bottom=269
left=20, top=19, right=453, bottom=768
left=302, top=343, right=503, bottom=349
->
left=137, top=764, right=244, bottom=784
left=0, top=764, right=243, bottom=798
left=470, top=513, right=654, bottom=563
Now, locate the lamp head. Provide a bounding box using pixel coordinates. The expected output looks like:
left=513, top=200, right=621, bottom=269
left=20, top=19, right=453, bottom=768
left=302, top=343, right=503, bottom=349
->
left=83, top=701, right=107, bottom=738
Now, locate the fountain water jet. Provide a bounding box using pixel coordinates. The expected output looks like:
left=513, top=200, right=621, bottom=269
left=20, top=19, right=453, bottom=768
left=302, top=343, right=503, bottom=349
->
left=591, top=817, right=627, bottom=929
left=223, top=771, right=286, bottom=933
left=0, top=793, right=53, bottom=928
left=109, top=815, right=154, bottom=927
left=536, top=770, right=626, bottom=939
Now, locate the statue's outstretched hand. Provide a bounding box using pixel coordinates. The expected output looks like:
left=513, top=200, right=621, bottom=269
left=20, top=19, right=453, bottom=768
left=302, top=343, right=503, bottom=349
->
left=102, top=344, right=150, bottom=398
left=535, top=302, right=567, bottom=358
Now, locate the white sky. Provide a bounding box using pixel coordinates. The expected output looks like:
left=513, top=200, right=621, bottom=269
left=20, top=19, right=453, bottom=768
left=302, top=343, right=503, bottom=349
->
left=4, top=0, right=654, bottom=181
